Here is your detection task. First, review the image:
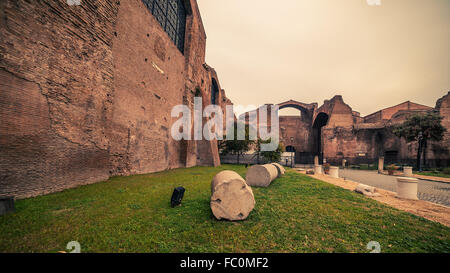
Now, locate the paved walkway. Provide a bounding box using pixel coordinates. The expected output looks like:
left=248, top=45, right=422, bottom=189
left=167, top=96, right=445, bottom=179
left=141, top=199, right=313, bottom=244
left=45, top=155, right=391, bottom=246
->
left=339, top=169, right=450, bottom=207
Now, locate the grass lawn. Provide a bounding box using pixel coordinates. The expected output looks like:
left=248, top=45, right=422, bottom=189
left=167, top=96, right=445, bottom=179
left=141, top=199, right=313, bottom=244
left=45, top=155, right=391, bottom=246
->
left=1, top=165, right=449, bottom=253
left=415, top=171, right=450, bottom=179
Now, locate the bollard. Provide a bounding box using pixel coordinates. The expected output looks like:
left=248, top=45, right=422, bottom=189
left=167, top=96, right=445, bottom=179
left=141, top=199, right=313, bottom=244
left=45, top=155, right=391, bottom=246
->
left=314, top=165, right=323, bottom=175
left=396, top=177, right=419, bottom=200
left=403, top=166, right=413, bottom=177
left=378, top=157, right=384, bottom=173
left=329, top=166, right=339, bottom=178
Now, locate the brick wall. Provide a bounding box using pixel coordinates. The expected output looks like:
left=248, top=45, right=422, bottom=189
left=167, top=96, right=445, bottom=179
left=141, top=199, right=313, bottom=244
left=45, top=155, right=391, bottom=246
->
left=0, top=0, right=227, bottom=198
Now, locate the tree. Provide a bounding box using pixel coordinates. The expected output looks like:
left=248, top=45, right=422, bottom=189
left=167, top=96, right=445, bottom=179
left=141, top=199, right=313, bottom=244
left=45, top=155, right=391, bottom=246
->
left=218, top=121, right=254, bottom=164
left=256, top=139, right=285, bottom=163
left=393, top=112, right=446, bottom=170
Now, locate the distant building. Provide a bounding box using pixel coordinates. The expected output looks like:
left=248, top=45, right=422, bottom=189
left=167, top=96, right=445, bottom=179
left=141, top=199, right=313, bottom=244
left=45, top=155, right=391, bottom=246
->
left=241, top=93, right=450, bottom=167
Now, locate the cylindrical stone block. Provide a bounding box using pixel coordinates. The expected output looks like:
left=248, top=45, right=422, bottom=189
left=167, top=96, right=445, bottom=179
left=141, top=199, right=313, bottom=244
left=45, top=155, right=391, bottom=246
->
left=246, top=164, right=279, bottom=187
left=378, top=157, right=384, bottom=173
left=329, top=166, right=339, bottom=178
left=403, top=167, right=413, bottom=177
left=314, top=165, right=323, bottom=175
left=396, top=177, right=419, bottom=200
left=211, top=171, right=256, bottom=221
left=271, top=163, right=285, bottom=177
left=355, top=184, right=376, bottom=194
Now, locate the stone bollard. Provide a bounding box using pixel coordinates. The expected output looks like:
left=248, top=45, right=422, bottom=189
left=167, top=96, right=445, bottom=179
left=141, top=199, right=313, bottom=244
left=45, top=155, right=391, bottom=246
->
left=211, top=171, right=255, bottom=221
left=329, top=166, right=339, bottom=178
left=378, top=157, right=384, bottom=173
left=314, top=156, right=319, bottom=166
left=403, top=167, right=413, bottom=177
left=271, top=163, right=285, bottom=177
left=246, top=164, right=279, bottom=187
left=396, top=177, right=419, bottom=200
left=314, top=165, right=323, bottom=175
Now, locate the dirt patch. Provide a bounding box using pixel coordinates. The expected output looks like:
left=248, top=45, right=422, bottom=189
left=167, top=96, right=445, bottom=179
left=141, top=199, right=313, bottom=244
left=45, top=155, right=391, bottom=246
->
left=298, top=170, right=450, bottom=227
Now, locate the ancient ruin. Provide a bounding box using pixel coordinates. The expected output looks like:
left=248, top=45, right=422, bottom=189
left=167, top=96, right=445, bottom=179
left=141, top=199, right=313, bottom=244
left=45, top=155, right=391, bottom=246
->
left=242, top=92, right=450, bottom=167
left=210, top=170, right=255, bottom=221
left=246, top=164, right=279, bottom=187
left=0, top=0, right=232, bottom=198
left=0, top=0, right=449, bottom=200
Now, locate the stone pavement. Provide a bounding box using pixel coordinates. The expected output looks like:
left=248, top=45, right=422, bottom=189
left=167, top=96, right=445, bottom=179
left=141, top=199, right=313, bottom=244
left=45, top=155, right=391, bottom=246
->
left=338, top=169, right=450, bottom=207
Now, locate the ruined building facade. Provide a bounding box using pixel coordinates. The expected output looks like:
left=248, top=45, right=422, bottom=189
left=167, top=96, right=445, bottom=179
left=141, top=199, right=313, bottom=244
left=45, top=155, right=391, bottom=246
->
left=244, top=92, right=450, bottom=167
left=0, top=0, right=231, bottom=198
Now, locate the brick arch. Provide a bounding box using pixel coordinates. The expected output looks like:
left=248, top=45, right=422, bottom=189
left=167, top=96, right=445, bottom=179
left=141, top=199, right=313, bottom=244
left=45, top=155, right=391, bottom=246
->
left=312, top=112, right=330, bottom=164
left=313, top=112, right=330, bottom=128
left=277, top=100, right=316, bottom=112
left=277, top=100, right=317, bottom=122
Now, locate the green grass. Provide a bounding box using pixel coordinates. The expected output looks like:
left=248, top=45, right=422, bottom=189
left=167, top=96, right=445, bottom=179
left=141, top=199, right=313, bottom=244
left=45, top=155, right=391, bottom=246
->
left=358, top=164, right=378, bottom=171
left=415, top=171, right=450, bottom=179
left=1, top=165, right=449, bottom=253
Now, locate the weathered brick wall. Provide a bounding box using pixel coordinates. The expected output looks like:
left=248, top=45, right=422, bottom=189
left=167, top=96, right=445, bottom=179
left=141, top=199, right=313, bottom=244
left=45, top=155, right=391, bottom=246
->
left=381, top=101, right=432, bottom=120
left=319, top=96, right=354, bottom=128
left=322, top=122, right=448, bottom=167
left=0, top=0, right=226, bottom=198
left=269, top=95, right=449, bottom=167
left=109, top=0, right=189, bottom=175
left=279, top=116, right=312, bottom=153
left=0, top=0, right=119, bottom=198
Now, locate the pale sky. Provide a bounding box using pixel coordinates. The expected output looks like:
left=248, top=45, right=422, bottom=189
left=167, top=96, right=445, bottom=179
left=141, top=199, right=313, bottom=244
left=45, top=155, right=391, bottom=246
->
left=197, top=0, right=450, bottom=116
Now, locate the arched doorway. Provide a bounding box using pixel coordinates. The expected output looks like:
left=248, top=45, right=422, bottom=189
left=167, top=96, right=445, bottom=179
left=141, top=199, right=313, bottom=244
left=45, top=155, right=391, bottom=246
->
left=286, top=146, right=296, bottom=153
left=312, top=112, right=329, bottom=164
left=277, top=102, right=316, bottom=164
left=211, top=78, right=219, bottom=105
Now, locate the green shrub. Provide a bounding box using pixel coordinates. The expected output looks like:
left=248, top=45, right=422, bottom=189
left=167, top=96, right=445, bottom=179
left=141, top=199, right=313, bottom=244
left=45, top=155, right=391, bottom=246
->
left=386, top=164, right=399, bottom=171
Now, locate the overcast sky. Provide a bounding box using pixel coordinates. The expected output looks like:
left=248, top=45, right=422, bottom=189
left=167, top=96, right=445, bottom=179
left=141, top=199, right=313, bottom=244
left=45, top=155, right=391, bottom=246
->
left=197, top=0, right=450, bottom=116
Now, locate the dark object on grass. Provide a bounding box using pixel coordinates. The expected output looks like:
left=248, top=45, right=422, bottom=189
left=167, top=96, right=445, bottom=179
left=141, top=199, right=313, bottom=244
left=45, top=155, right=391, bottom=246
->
left=171, top=187, right=185, bottom=208
left=245, top=164, right=249, bottom=168
left=0, top=196, right=15, bottom=215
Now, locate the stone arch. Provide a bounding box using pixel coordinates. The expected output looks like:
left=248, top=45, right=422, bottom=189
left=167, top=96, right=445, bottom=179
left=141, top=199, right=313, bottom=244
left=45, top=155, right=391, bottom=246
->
left=313, top=112, right=330, bottom=128
left=277, top=100, right=316, bottom=122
